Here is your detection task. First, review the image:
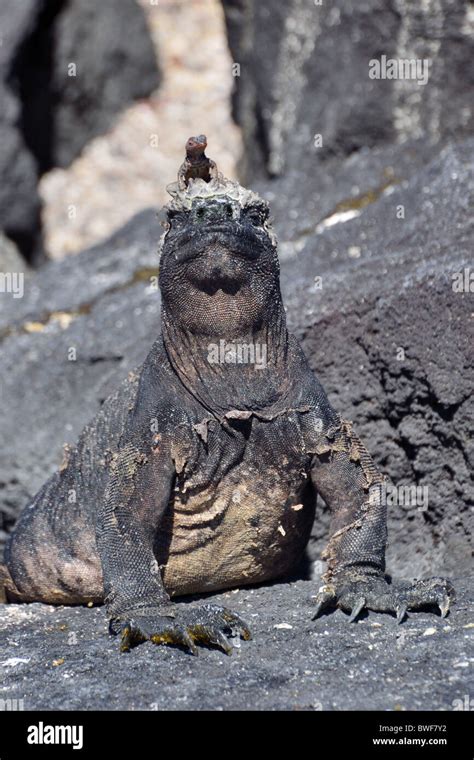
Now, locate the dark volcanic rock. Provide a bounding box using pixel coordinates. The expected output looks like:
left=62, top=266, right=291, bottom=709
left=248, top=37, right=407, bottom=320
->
left=41, top=0, right=160, bottom=169
left=0, top=0, right=43, bottom=262
left=0, top=577, right=472, bottom=710
left=0, top=0, right=471, bottom=714
left=223, top=0, right=474, bottom=264
left=0, top=0, right=159, bottom=262
left=222, top=0, right=474, bottom=180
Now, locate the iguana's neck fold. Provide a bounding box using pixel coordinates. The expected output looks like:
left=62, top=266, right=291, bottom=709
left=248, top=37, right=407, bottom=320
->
left=161, top=302, right=293, bottom=418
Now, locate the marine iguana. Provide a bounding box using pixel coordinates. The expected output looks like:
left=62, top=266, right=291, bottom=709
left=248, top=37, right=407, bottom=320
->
left=1, top=137, right=454, bottom=654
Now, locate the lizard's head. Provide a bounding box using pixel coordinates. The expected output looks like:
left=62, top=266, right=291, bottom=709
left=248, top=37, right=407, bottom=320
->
left=185, top=134, right=207, bottom=158
left=159, top=141, right=280, bottom=336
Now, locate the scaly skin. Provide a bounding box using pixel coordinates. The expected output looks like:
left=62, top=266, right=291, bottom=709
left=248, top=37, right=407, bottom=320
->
left=177, top=134, right=218, bottom=190
left=2, top=138, right=454, bottom=654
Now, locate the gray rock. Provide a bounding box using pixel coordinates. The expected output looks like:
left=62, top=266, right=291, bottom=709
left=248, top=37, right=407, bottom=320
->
left=0, top=0, right=159, bottom=262
left=0, top=577, right=471, bottom=710
left=224, top=0, right=474, bottom=259
left=47, top=0, right=160, bottom=168
left=0, top=208, right=158, bottom=334
left=223, top=0, right=474, bottom=181
left=0, top=0, right=471, bottom=714
left=0, top=0, right=42, bottom=262
left=0, top=233, right=29, bottom=273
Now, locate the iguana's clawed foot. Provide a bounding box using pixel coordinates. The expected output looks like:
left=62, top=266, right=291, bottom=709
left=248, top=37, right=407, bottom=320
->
left=111, top=603, right=251, bottom=654
left=312, top=575, right=455, bottom=624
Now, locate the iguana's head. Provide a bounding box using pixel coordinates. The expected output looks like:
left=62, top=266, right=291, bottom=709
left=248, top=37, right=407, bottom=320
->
left=159, top=138, right=280, bottom=337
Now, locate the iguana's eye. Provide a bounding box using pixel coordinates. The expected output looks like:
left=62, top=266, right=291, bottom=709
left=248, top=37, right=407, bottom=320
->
left=243, top=206, right=268, bottom=226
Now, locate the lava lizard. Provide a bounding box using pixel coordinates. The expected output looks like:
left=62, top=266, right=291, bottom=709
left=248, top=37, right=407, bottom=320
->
left=177, top=134, right=218, bottom=191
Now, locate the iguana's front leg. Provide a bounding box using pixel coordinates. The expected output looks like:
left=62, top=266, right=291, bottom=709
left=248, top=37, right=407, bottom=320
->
left=310, top=415, right=455, bottom=623
left=97, top=436, right=250, bottom=653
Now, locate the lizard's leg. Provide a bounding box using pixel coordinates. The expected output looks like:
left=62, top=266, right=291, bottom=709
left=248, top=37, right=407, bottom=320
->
left=310, top=415, right=454, bottom=623
left=177, top=165, right=188, bottom=191
left=98, top=435, right=250, bottom=654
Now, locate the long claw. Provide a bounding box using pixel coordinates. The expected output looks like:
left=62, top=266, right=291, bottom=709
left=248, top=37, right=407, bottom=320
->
left=311, top=575, right=455, bottom=627
left=439, top=597, right=450, bottom=618
left=396, top=603, right=407, bottom=624
left=174, top=628, right=199, bottom=656
left=348, top=597, right=366, bottom=623
left=189, top=624, right=233, bottom=655
left=203, top=605, right=252, bottom=640
left=312, top=601, right=325, bottom=620
left=209, top=628, right=234, bottom=655
left=113, top=604, right=250, bottom=654
left=311, top=587, right=335, bottom=620
left=213, top=629, right=234, bottom=654
left=120, top=621, right=148, bottom=652
left=227, top=614, right=252, bottom=641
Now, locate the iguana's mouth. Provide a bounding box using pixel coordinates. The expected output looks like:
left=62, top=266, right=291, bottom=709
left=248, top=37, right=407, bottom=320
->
left=196, top=277, right=242, bottom=296
left=189, top=261, right=244, bottom=295
left=184, top=240, right=251, bottom=296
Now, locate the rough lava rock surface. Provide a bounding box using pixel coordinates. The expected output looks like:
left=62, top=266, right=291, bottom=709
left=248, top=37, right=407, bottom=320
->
left=286, top=140, right=474, bottom=578
left=0, top=209, right=160, bottom=551
left=0, top=578, right=472, bottom=710
left=222, top=0, right=474, bottom=181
